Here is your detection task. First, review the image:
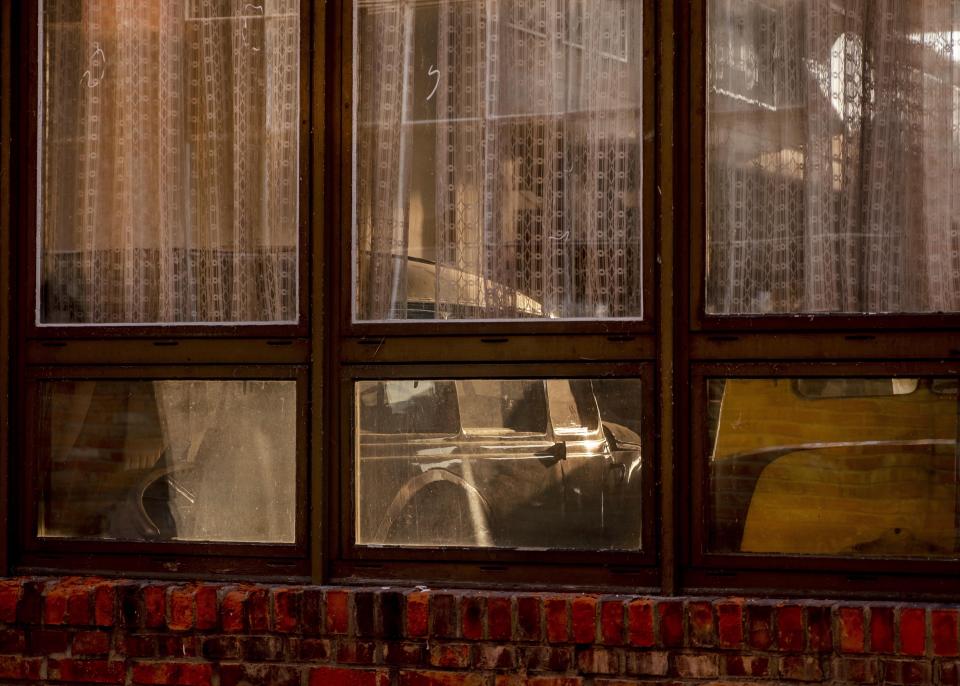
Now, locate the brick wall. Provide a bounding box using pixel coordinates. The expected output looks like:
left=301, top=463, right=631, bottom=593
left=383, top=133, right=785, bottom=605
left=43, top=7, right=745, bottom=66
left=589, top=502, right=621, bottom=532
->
left=0, top=577, right=954, bottom=685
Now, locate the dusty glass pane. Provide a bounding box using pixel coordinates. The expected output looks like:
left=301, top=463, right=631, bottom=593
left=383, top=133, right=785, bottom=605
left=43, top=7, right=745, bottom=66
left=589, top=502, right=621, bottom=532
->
left=708, top=377, right=960, bottom=557
left=40, top=380, right=296, bottom=543
left=353, top=0, right=643, bottom=321
left=355, top=378, right=643, bottom=550
left=707, top=1, right=960, bottom=315
left=39, top=1, right=300, bottom=324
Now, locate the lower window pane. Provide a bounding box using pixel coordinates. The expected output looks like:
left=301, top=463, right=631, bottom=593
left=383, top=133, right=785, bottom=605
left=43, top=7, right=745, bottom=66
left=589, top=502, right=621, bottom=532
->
left=355, top=378, right=643, bottom=550
left=40, top=380, right=297, bottom=543
left=708, top=377, right=960, bottom=557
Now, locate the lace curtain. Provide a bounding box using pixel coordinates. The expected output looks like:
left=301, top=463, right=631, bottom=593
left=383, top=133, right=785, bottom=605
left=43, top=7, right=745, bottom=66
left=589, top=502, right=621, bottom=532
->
left=354, top=0, right=644, bottom=321
left=708, top=0, right=960, bottom=314
left=40, top=0, right=300, bottom=324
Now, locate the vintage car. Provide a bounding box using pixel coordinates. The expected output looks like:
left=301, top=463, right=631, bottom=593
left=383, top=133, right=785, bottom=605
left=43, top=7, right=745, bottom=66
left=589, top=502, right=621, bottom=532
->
left=710, top=377, right=959, bottom=557
left=355, top=377, right=643, bottom=550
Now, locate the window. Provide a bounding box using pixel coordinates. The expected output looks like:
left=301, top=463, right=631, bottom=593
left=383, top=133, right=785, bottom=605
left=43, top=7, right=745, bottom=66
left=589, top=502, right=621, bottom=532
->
left=681, top=0, right=960, bottom=595
left=6, top=0, right=960, bottom=597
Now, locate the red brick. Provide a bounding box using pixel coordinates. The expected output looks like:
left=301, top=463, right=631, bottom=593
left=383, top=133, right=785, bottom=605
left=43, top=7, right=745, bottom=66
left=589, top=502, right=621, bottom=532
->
left=520, top=645, right=573, bottom=672
left=884, top=658, right=932, bottom=685
left=840, top=607, right=866, bottom=653
left=430, top=594, right=457, bottom=639
left=159, top=635, right=199, bottom=659
left=273, top=588, right=301, bottom=634
left=400, top=670, right=487, bottom=686
left=45, top=579, right=91, bottom=626
left=355, top=592, right=378, bottom=637
left=131, top=661, right=214, bottom=686
left=118, top=632, right=155, bottom=658
left=327, top=590, right=350, bottom=635
left=717, top=601, right=744, bottom=649
left=871, top=606, right=895, bottom=653
left=517, top=595, right=541, bottom=641
left=201, top=636, right=240, bottom=660
left=488, top=596, right=512, bottom=641
left=242, top=635, right=284, bottom=662
left=49, top=658, right=125, bottom=684
left=747, top=604, right=773, bottom=650
left=942, top=661, right=960, bottom=686
left=406, top=592, right=429, bottom=638
left=688, top=600, right=716, bottom=647
left=27, top=627, right=69, bottom=655
left=460, top=595, right=483, bottom=641
left=724, top=654, right=772, bottom=678
left=657, top=601, right=683, bottom=647
left=0, top=581, right=21, bottom=623
left=776, top=604, right=804, bottom=652
left=194, top=586, right=217, bottom=631
left=0, top=628, right=25, bottom=654
left=310, top=667, right=389, bottom=686
left=429, top=642, right=470, bottom=668
left=94, top=583, right=116, bottom=627
left=144, top=585, right=167, bottom=629
left=303, top=589, right=324, bottom=634
left=807, top=605, right=833, bottom=652
left=299, top=638, right=332, bottom=662
left=0, top=655, right=41, bottom=681
left=525, top=679, right=583, bottom=686
left=625, top=650, right=669, bottom=676
left=545, top=597, right=569, bottom=643
left=168, top=586, right=196, bottom=631
left=627, top=599, right=654, bottom=647
left=221, top=590, right=247, bottom=633
left=571, top=596, right=597, bottom=644
left=900, top=608, right=927, bottom=656
left=600, top=600, right=624, bottom=645
left=220, top=663, right=301, bottom=686
left=934, top=609, right=959, bottom=656
left=72, top=630, right=111, bottom=656
left=247, top=589, right=269, bottom=632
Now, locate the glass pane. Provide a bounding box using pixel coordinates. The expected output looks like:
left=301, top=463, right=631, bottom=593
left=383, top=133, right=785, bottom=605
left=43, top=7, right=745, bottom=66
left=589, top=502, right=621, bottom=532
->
left=708, top=377, right=960, bottom=557
left=707, top=1, right=960, bottom=315
left=40, top=379, right=297, bottom=543
left=353, top=0, right=643, bottom=321
left=39, top=1, right=300, bottom=324
left=355, top=377, right=643, bottom=550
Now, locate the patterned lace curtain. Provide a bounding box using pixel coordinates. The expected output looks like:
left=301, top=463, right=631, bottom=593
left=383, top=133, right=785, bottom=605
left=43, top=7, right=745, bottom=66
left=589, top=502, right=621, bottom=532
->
left=40, top=0, right=299, bottom=324
left=708, top=0, right=960, bottom=314
left=354, top=0, right=644, bottom=321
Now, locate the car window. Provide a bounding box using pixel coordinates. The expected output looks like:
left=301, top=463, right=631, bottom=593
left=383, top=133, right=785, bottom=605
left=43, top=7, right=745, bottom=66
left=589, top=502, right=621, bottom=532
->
left=793, top=378, right=918, bottom=399
left=456, top=380, right=548, bottom=436
left=357, top=381, right=459, bottom=434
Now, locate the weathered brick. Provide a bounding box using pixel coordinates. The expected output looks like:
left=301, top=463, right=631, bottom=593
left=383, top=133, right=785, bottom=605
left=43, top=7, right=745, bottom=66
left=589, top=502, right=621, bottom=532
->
left=49, top=657, right=126, bottom=684
left=327, top=590, right=350, bottom=635
left=158, top=635, right=199, bottom=659
left=747, top=604, right=773, bottom=650
left=460, top=595, right=484, bottom=641
left=0, top=581, right=21, bottom=623
left=354, top=591, right=378, bottom=638
left=299, top=637, right=333, bottom=662
left=430, top=594, right=457, bottom=639
left=220, top=663, right=301, bottom=686
left=428, top=642, right=470, bottom=669
left=382, top=641, right=424, bottom=666
left=545, top=597, right=569, bottom=643
left=0, top=655, right=41, bottom=681
left=241, top=635, right=284, bottom=662
left=27, top=627, right=69, bottom=655
left=0, top=628, right=24, bottom=654
left=302, top=589, right=324, bottom=635
left=627, top=600, right=654, bottom=647
left=776, top=604, right=804, bottom=652
left=94, top=582, right=117, bottom=627
left=201, top=636, right=240, bottom=660
left=576, top=646, right=620, bottom=674
left=336, top=639, right=377, bottom=665
left=519, top=645, right=574, bottom=672
left=517, top=595, right=542, bottom=641
left=624, top=650, right=669, bottom=676
left=131, top=660, right=213, bottom=686
left=399, top=670, right=486, bottom=686
left=474, top=644, right=516, bottom=670
left=688, top=601, right=716, bottom=647
left=835, top=656, right=879, bottom=684
left=143, top=585, right=167, bottom=629
left=807, top=605, right=833, bottom=652
left=221, top=590, right=247, bottom=633
left=780, top=655, right=824, bottom=682
left=716, top=601, right=744, bottom=649
left=674, top=653, right=719, bottom=679
left=168, top=586, right=197, bottom=632
left=247, top=589, right=269, bottom=632
left=72, top=630, right=111, bottom=656
left=840, top=606, right=866, bottom=653
left=488, top=596, right=512, bottom=641
left=724, top=654, right=772, bottom=678
left=571, top=596, right=597, bottom=644
left=309, top=666, right=389, bottom=686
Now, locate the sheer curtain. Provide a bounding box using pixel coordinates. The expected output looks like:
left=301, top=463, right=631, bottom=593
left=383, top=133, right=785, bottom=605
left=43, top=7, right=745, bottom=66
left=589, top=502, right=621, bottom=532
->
left=708, top=0, right=960, bottom=315
left=354, top=0, right=644, bottom=321
left=41, top=0, right=300, bottom=324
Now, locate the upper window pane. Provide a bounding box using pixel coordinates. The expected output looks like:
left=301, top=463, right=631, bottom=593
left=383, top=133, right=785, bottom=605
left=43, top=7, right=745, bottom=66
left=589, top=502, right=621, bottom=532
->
left=707, top=1, right=960, bottom=315
left=39, top=1, right=300, bottom=325
left=353, top=0, right=643, bottom=322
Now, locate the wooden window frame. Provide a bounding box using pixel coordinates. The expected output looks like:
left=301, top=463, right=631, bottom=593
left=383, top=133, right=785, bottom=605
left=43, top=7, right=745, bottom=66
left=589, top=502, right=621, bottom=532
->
left=677, top=0, right=960, bottom=598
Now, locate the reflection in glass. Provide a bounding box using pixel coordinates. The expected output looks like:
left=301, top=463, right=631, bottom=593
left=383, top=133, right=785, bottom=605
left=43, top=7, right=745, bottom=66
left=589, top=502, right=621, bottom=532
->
left=355, top=378, right=643, bottom=549
left=708, top=377, right=960, bottom=557
left=353, top=0, right=643, bottom=321
left=40, top=380, right=296, bottom=543
left=707, top=1, right=960, bottom=314
left=39, top=1, right=300, bottom=324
